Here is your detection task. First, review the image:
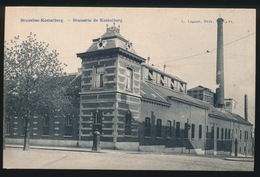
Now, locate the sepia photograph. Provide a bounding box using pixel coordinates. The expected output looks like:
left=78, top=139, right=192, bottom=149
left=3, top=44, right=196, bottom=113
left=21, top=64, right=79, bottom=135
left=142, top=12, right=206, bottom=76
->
left=3, top=7, right=255, bottom=171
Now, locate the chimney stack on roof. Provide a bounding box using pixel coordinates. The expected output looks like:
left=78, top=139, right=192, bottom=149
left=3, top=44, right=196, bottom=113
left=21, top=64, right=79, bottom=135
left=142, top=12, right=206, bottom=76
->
left=244, top=94, right=248, bottom=122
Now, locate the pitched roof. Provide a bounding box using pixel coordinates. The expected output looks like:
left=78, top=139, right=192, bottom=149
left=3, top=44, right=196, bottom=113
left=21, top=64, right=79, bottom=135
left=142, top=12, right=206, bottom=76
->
left=141, top=80, right=252, bottom=126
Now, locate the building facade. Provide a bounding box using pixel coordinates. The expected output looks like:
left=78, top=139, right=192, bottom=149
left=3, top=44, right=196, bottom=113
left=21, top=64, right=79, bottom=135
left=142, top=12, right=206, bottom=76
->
left=5, top=25, right=254, bottom=156
left=187, top=85, right=215, bottom=106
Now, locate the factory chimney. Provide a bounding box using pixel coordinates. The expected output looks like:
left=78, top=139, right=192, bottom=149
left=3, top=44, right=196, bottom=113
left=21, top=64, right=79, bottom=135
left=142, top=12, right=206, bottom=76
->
left=215, top=18, right=225, bottom=108
left=244, top=94, right=248, bottom=122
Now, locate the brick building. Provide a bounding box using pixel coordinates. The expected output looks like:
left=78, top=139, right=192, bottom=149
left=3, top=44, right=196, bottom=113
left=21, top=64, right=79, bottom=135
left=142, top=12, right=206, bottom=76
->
left=5, top=24, right=254, bottom=156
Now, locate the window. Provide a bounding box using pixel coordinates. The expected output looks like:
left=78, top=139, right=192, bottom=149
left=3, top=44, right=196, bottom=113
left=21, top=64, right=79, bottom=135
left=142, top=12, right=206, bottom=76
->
left=94, top=67, right=104, bottom=88
left=42, top=116, right=50, bottom=135
left=126, top=68, right=133, bottom=91
left=240, top=130, right=242, bottom=139
left=176, top=122, right=180, bottom=138
left=228, top=129, right=231, bottom=139
left=166, top=120, right=172, bottom=138
left=125, top=111, right=132, bottom=135
left=43, top=116, right=50, bottom=127
left=211, top=126, right=214, bottom=139
left=65, top=116, right=73, bottom=127
left=244, top=131, right=247, bottom=140
left=206, top=126, right=209, bottom=139
left=144, top=117, right=151, bottom=137
left=93, top=111, right=102, bottom=134
left=64, top=115, right=73, bottom=136
left=225, top=129, right=227, bottom=139
left=184, top=123, right=188, bottom=139
left=217, top=127, right=219, bottom=139
left=199, top=125, right=202, bottom=139
left=156, top=119, right=162, bottom=137
left=6, top=117, right=10, bottom=135
left=191, top=124, right=195, bottom=139
left=221, top=128, right=224, bottom=140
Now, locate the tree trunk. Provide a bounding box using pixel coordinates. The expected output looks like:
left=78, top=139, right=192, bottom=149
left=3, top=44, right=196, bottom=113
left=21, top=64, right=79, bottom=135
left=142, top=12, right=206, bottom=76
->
left=23, top=113, right=30, bottom=151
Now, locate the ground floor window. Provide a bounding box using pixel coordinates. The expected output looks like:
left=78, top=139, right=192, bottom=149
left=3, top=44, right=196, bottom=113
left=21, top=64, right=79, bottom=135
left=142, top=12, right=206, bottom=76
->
left=176, top=122, right=180, bottom=138
left=166, top=120, right=172, bottom=138
left=144, top=117, right=151, bottom=137
left=64, top=115, right=73, bottom=136
left=191, top=124, right=195, bottom=139
left=6, top=117, right=11, bottom=135
left=217, top=127, right=219, bottom=139
left=184, top=123, right=188, bottom=139
left=93, top=111, right=102, bottom=134
left=124, top=111, right=132, bottom=135
left=156, top=119, right=162, bottom=137
left=42, top=116, right=50, bottom=135
left=199, top=125, right=202, bottom=139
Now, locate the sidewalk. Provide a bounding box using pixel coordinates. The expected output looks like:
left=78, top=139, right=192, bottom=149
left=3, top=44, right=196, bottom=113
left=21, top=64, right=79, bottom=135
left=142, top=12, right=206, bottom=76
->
left=5, top=144, right=254, bottom=162
left=224, top=157, right=254, bottom=162
left=5, top=144, right=109, bottom=153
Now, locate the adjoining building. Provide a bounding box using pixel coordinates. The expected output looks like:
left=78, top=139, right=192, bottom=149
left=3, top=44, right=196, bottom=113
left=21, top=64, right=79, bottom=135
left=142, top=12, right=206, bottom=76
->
left=187, top=85, right=215, bottom=106
left=5, top=22, right=254, bottom=156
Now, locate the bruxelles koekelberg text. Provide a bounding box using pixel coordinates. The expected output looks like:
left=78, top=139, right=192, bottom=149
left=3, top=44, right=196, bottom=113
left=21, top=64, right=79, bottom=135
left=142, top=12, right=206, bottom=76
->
left=20, top=18, right=64, bottom=23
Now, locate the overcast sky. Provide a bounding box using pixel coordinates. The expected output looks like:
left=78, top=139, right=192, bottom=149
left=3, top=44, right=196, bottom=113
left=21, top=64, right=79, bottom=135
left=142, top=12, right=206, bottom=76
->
left=5, top=7, right=256, bottom=125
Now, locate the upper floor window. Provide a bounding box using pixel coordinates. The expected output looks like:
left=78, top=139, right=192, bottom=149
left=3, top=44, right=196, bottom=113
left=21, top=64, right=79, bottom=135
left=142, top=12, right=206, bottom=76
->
left=94, top=67, right=104, bottom=88
left=126, top=67, right=133, bottom=91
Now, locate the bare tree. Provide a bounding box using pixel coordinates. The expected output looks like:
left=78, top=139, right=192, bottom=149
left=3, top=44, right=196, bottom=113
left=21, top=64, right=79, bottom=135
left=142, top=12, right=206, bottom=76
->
left=4, top=33, right=71, bottom=150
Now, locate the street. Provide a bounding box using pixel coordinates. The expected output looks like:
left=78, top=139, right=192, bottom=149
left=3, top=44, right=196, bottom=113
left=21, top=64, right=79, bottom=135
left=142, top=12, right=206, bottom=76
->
left=3, top=147, right=254, bottom=171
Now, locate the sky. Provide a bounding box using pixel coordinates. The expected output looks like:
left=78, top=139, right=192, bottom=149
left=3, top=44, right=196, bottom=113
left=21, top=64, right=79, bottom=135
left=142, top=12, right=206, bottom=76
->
left=5, top=7, right=256, bottom=125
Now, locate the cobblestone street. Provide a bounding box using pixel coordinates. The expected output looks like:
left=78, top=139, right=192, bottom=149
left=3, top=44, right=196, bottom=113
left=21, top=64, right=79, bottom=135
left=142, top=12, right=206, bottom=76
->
left=3, top=147, right=254, bottom=171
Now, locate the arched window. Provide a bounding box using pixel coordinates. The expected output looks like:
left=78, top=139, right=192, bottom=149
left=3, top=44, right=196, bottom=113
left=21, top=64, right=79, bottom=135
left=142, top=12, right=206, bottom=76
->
left=125, top=111, right=132, bottom=135
left=199, top=125, right=202, bottom=139
left=166, top=120, right=172, bottom=138
left=176, top=122, right=180, bottom=138
left=156, top=119, right=162, bottom=137
left=144, top=117, right=151, bottom=137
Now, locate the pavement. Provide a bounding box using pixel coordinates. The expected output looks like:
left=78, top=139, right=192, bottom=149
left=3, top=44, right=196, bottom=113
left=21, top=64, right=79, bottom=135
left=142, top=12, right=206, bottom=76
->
left=3, top=144, right=254, bottom=170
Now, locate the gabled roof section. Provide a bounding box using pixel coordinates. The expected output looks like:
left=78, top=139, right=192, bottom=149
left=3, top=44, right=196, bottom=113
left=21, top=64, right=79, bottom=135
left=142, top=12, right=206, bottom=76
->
left=208, top=105, right=252, bottom=126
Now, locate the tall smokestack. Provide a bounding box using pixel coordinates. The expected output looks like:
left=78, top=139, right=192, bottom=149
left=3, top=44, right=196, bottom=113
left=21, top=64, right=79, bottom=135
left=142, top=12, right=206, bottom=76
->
left=215, top=18, right=225, bottom=108
left=244, top=94, right=248, bottom=121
